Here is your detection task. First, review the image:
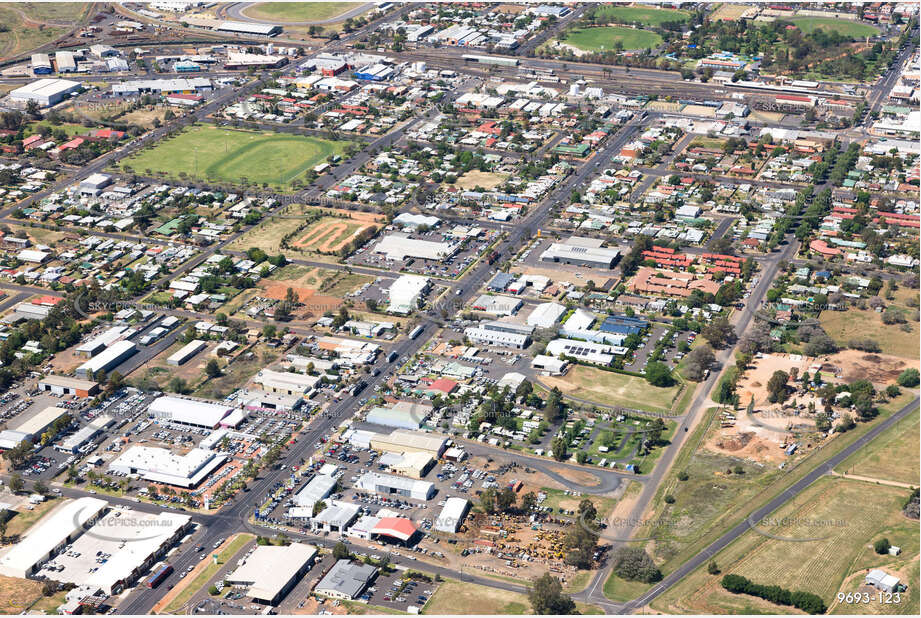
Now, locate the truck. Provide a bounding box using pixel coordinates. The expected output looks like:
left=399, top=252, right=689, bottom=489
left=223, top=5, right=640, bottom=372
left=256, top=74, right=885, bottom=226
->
left=387, top=350, right=398, bottom=363
left=408, top=325, right=424, bottom=340
left=350, top=381, right=367, bottom=396
left=146, top=563, right=173, bottom=589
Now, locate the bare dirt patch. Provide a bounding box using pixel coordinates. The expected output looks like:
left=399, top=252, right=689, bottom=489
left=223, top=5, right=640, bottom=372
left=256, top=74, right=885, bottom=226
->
left=828, top=349, right=919, bottom=385
left=455, top=170, right=508, bottom=191
left=550, top=465, right=602, bottom=487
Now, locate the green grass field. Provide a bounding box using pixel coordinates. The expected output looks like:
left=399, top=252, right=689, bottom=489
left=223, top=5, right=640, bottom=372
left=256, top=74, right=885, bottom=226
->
left=837, top=407, right=919, bottom=485
left=244, top=2, right=363, bottom=23
left=119, top=125, right=348, bottom=191
left=422, top=579, right=601, bottom=615
left=652, top=476, right=919, bottom=614
left=544, top=365, right=682, bottom=413
left=790, top=17, right=878, bottom=38
left=562, top=26, right=662, bottom=52
left=595, top=5, right=690, bottom=26
left=0, top=3, right=85, bottom=59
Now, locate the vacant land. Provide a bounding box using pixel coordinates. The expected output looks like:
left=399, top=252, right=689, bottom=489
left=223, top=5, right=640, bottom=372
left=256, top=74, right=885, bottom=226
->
left=595, top=5, right=690, bottom=25
left=243, top=2, right=364, bottom=23
left=455, top=170, right=508, bottom=190
left=229, top=206, right=381, bottom=260
left=540, top=488, right=618, bottom=520
left=0, top=575, right=45, bottom=614
left=820, top=290, right=920, bottom=360
left=542, top=365, right=682, bottom=413
left=119, top=107, right=169, bottom=129
left=423, top=579, right=601, bottom=615
left=0, top=2, right=86, bottom=60
left=424, top=580, right=529, bottom=615
left=710, top=4, right=752, bottom=21
left=120, top=125, right=348, bottom=190
left=837, top=407, right=919, bottom=485
left=562, top=26, right=662, bottom=52
left=3, top=498, right=60, bottom=539
left=790, top=17, right=878, bottom=38
left=193, top=344, right=278, bottom=400
left=291, top=216, right=380, bottom=255
left=652, top=476, right=918, bottom=614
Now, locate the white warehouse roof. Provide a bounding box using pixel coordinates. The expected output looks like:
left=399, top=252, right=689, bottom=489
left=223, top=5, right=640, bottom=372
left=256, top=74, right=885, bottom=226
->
left=374, top=234, right=454, bottom=261
left=0, top=497, right=107, bottom=578
left=147, top=395, right=233, bottom=428
left=226, top=543, right=317, bottom=603
left=108, top=446, right=227, bottom=488
left=527, top=302, right=566, bottom=328
left=435, top=497, right=470, bottom=533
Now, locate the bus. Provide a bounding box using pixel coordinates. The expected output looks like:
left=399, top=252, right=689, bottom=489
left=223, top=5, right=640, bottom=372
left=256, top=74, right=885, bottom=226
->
left=409, top=325, right=424, bottom=340
left=146, top=564, right=173, bottom=589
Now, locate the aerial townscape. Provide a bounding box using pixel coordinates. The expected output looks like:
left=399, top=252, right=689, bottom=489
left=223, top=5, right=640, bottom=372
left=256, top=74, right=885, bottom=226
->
left=0, top=1, right=917, bottom=616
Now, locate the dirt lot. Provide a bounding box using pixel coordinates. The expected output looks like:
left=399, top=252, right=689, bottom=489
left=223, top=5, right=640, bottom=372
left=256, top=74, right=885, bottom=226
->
left=827, top=349, right=919, bottom=385
left=549, top=465, right=602, bottom=487
left=291, top=212, right=382, bottom=254
left=258, top=265, right=373, bottom=319
left=455, top=170, right=508, bottom=191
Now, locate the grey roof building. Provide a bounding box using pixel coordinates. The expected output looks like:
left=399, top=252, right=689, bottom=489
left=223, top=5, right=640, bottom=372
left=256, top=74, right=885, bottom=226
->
left=314, top=560, right=377, bottom=600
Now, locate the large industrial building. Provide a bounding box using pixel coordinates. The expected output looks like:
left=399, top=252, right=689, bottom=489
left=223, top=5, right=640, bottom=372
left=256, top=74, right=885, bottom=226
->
left=10, top=78, right=82, bottom=107
left=31, top=53, right=52, bottom=75
left=373, top=234, right=455, bottom=261
left=225, top=543, right=317, bottom=605
left=167, top=339, right=207, bottom=366
left=291, top=474, right=337, bottom=511
left=540, top=237, right=621, bottom=269
left=369, top=429, right=448, bottom=459
left=46, top=506, right=192, bottom=595
left=365, top=401, right=432, bottom=430
left=387, top=275, right=430, bottom=314
left=0, top=497, right=191, bottom=595
left=5, top=406, right=70, bottom=443
left=314, top=559, right=377, bottom=600
left=357, top=472, right=435, bottom=500
left=108, top=446, right=227, bottom=488
left=110, top=77, right=212, bottom=96
left=0, top=497, right=108, bottom=579
left=37, top=375, right=100, bottom=398
left=56, top=414, right=114, bottom=454
left=76, top=326, right=134, bottom=358
left=75, top=340, right=137, bottom=378
left=435, top=497, right=470, bottom=533
left=526, top=302, right=567, bottom=328
left=147, top=395, right=234, bottom=428
left=464, top=320, right=534, bottom=349
left=216, top=20, right=281, bottom=36
left=252, top=369, right=320, bottom=396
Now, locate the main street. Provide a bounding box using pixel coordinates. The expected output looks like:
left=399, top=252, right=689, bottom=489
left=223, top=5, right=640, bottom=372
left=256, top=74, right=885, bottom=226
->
left=115, top=95, right=651, bottom=616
